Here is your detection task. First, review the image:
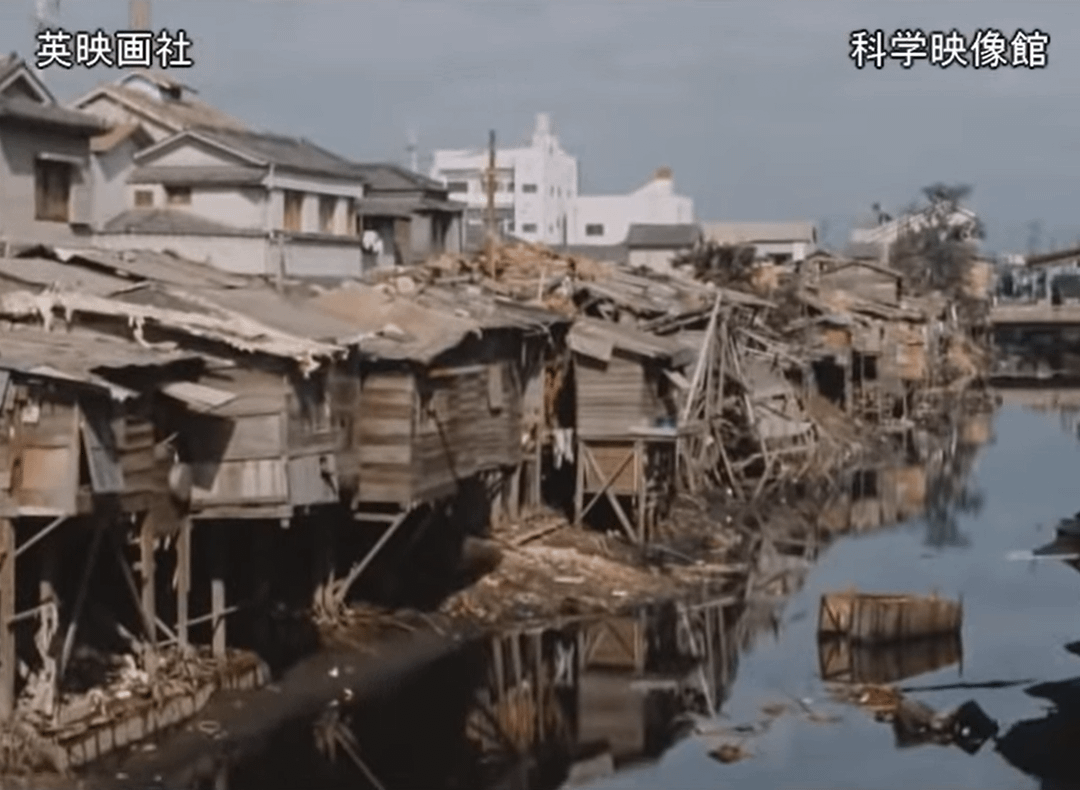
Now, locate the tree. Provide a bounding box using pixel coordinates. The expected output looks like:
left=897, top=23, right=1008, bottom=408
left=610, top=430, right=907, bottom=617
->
left=889, top=182, right=985, bottom=295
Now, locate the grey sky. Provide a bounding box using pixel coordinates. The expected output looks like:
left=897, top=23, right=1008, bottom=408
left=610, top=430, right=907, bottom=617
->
left=0, top=0, right=1074, bottom=252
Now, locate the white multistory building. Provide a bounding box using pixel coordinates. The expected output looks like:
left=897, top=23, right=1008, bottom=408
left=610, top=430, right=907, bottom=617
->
left=430, top=113, right=577, bottom=246
left=570, top=167, right=694, bottom=246
left=430, top=113, right=695, bottom=249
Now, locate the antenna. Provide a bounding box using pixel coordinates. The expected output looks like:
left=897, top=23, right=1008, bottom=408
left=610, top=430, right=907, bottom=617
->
left=406, top=128, right=419, bottom=173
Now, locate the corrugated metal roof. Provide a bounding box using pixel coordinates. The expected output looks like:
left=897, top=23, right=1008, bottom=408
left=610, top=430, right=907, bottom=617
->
left=101, top=208, right=263, bottom=238
left=129, top=165, right=266, bottom=186
left=309, top=284, right=481, bottom=363
left=0, top=325, right=199, bottom=397
left=625, top=224, right=702, bottom=249
left=702, top=221, right=817, bottom=245
left=0, top=95, right=105, bottom=134
left=25, top=244, right=251, bottom=289
left=569, top=317, right=694, bottom=367
left=0, top=256, right=130, bottom=295
left=196, top=287, right=364, bottom=344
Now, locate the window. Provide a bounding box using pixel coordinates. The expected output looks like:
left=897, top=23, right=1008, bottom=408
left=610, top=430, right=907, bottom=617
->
left=318, top=195, right=336, bottom=234
left=521, top=183, right=537, bottom=194
left=34, top=159, right=72, bottom=222
left=585, top=223, right=604, bottom=237
left=134, top=189, right=154, bottom=208
left=521, top=223, right=537, bottom=233
left=283, top=190, right=303, bottom=232
left=447, top=181, right=468, bottom=193
left=165, top=186, right=191, bottom=206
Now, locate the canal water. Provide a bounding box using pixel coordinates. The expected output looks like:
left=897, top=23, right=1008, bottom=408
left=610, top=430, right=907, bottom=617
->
left=147, top=396, right=1080, bottom=790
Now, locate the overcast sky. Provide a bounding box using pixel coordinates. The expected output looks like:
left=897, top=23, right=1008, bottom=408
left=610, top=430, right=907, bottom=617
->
left=0, top=0, right=1074, bottom=253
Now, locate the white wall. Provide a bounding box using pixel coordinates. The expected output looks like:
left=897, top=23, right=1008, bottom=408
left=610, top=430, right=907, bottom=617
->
left=628, top=248, right=681, bottom=276
left=0, top=123, right=94, bottom=245
left=95, top=231, right=366, bottom=278
left=431, top=113, right=577, bottom=245
left=570, top=175, right=694, bottom=245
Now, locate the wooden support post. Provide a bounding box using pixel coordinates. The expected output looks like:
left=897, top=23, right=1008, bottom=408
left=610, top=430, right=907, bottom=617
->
left=508, top=464, right=521, bottom=522
left=176, top=518, right=191, bottom=653
left=139, top=516, right=157, bottom=681
left=492, top=635, right=505, bottom=703
left=573, top=438, right=584, bottom=526
left=634, top=439, right=646, bottom=544
left=38, top=536, right=58, bottom=714
left=510, top=632, right=523, bottom=686
left=533, top=631, right=544, bottom=734
left=532, top=434, right=542, bottom=509
left=0, top=519, right=15, bottom=718
left=211, top=528, right=227, bottom=660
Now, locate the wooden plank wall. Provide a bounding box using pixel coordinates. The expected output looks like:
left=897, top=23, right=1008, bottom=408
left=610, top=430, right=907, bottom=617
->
left=1, top=383, right=80, bottom=516
left=575, top=354, right=669, bottom=439
left=355, top=371, right=415, bottom=504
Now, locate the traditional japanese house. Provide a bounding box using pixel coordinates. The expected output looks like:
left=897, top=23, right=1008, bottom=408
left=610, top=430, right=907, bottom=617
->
left=568, top=317, right=696, bottom=542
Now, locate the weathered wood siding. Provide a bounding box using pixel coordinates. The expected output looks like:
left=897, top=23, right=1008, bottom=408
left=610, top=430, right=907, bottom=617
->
left=354, top=371, right=415, bottom=504
left=0, top=380, right=81, bottom=517
left=575, top=354, right=673, bottom=439
left=414, top=362, right=522, bottom=503
left=819, top=270, right=899, bottom=306
left=187, top=368, right=289, bottom=512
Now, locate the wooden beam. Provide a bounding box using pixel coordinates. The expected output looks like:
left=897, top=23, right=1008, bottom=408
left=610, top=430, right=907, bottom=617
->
left=332, top=509, right=413, bottom=607
left=176, top=518, right=191, bottom=652
left=0, top=519, right=15, bottom=718
left=211, top=528, right=227, bottom=659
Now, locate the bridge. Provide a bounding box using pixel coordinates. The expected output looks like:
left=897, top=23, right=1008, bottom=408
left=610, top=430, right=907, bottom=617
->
left=990, top=303, right=1080, bottom=329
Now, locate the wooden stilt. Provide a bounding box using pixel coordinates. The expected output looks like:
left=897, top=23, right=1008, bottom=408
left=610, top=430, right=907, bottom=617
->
left=508, top=464, right=521, bottom=522
left=211, top=528, right=227, bottom=660
left=176, top=518, right=191, bottom=653
left=37, top=536, right=58, bottom=715
left=634, top=439, right=645, bottom=543
left=573, top=438, right=584, bottom=526
left=139, top=516, right=158, bottom=681
left=0, top=519, right=15, bottom=718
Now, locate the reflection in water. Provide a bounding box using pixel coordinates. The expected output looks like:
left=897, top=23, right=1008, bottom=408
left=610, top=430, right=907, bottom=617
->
left=202, top=411, right=998, bottom=790
left=215, top=599, right=741, bottom=790
left=818, top=634, right=963, bottom=686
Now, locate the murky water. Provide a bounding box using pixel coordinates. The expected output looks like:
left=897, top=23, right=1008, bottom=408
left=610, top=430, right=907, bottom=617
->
left=177, top=398, right=1080, bottom=790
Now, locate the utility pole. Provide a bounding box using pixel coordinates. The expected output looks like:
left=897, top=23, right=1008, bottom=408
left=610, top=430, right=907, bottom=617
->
left=484, top=129, right=498, bottom=272
left=130, top=0, right=150, bottom=30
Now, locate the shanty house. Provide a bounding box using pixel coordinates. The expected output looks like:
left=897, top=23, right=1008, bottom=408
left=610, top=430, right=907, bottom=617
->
left=353, top=164, right=465, bottom=268
left=308, top=282, right=566, bottom=513
left=0, top=244, right=352, bottom=521
left=0, top=325, right=201, bottom=525
left=817, top=260, right=903, bottom=306
left=701, top=221, right=817, bottom=264
left=569, top=318, right=696, bottom=542
left=0, top=55, right=106, bottom=248
left=94, top=126, right=368, bottom=278
left=625, top=223, right=702, bottom=275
